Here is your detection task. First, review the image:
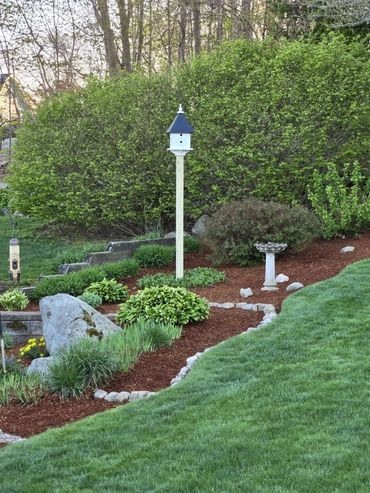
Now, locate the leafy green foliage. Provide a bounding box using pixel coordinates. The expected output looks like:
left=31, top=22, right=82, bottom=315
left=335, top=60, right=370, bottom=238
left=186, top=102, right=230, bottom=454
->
left=78, top=292, right=103, bottom=308
left=47, top=338, right=119, bottom=398
left=308, top=161, right=370, bottom=239
left=0, top=289, right=29, bottom=310
left=84, top=278, right=128, bottom=303
left=34, top=266, right=106, bottom=299
left=8, top=37, right=369, bottom=233
left=134, top=244, right=175, bottom=268
left=3, top=331, right=14, bottom=349
left=0, top=189, right=9, bottom=208
left=101, top=259, right=139, bottom=280
left=116, top=286, right=209, bottom=326
left=138, top=267, right=225, bottom=289
left=205, top=199, right=319, bottom=265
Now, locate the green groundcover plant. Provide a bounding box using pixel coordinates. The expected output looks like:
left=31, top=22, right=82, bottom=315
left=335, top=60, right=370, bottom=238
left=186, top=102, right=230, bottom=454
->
left=116, top=285, right=209, bottom=326
left=134, top=244, right=176, bottom=268
left=78, top=292, right=103, bottom=308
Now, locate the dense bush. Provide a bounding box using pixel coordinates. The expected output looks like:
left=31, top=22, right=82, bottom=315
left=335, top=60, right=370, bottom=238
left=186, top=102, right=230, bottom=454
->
left=184, top=237, right=201, bottom=253
left=134, top=244, right=175, bottom=268
left=84, top=278, right=128, bottom=303
left=138, top=267, right=225, bottom=289
left=205, top=199, right=319, bottom=265
left=0, top=289, right=29, bottom=310
left=116, top=286, right=209, bottom=326
left=78, top=292, right=103, bottom=308
left=8, top=36, right=369, bottom=236
left=308, top=162, right=370, bottom=239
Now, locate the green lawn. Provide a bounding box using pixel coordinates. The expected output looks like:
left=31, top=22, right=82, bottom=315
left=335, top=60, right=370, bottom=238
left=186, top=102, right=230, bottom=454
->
left=0, top=260, right=369, bottom=492
left=0, top=216, right=106, bottom=285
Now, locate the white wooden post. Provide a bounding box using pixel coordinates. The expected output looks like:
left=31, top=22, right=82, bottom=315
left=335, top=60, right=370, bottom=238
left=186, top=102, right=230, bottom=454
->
left=176, top=154, right=184, bottom=279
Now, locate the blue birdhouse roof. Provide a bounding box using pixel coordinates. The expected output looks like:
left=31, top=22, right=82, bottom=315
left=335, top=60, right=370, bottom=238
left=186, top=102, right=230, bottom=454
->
left=167, top=111, right=194, bottom=134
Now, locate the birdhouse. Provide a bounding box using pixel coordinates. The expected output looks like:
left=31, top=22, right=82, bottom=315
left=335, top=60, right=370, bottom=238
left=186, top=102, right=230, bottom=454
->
left=167, top=105, right=194, bottom=155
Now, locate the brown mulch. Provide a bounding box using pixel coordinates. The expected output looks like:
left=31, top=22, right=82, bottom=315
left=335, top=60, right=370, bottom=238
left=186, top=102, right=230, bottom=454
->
left=1, top=233, right=370, bottom=442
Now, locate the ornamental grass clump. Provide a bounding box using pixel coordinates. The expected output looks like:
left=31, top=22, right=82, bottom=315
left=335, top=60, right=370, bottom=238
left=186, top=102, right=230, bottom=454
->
left=116, top=286, right=209, bottom=326
left=0, top=289, right=29, bottom=310
left=0, top=371, right=44, bottom=405
left=84, top=278, right=128, bottom=303
left=48, top=338, right=119, bottom=399
left=134, top=244, right=176, bottom=268
left=138, top=267, right=225, bottom=289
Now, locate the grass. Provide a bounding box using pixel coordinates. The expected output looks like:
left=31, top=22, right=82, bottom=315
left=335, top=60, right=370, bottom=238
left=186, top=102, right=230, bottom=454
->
left=0, top=260, right=369, bottom=492
left=0, top=216, right=106, bottom=285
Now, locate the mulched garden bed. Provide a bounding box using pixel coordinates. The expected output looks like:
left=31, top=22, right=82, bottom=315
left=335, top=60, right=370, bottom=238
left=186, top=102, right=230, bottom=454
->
left=1, top=233, right=370, bottom=442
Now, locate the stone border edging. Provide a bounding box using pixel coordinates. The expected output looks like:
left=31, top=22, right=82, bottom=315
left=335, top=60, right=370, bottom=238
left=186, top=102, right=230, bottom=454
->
left=0, top=430, right=25, bottom=445
left=94, top=301, right=277, bottom=402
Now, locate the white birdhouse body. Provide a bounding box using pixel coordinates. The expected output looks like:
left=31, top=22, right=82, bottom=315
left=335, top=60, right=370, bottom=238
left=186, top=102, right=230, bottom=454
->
left=167, top=105, right=194, bottom=155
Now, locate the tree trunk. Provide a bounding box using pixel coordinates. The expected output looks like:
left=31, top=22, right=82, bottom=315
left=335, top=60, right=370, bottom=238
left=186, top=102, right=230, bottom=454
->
left=178, top=0, right=187, bottom=62
left=91, top=0, right=120, bottom=76
left=192, top=0, right=201, bottom=54
left=116, top=0, right=132, bottom=72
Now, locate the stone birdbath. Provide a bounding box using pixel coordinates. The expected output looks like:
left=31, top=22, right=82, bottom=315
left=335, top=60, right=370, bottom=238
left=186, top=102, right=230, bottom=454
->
left=255, top=242, right=288, bottom=291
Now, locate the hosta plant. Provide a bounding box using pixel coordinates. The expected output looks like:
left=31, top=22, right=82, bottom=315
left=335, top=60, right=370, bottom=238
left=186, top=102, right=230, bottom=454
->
left=84, top=278, right=128, bottom=303
left=116, top=285, right=209, bottom=326
left=78, top=292, right=103, bottom=308
left=0, top=289, right=29, bottom=310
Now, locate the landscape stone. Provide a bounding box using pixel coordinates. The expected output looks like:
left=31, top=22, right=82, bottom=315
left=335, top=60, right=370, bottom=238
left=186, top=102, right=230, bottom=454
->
left=26, top=356, right=54, bottom=377
left=0, top=432, right=25, bottom=444
left=164, top=231, right=191, bottom=238
left=129, top=391, right=150, bottom=401
left=186, top=355, right=198, bottom=366
left=240, top=288, right=253, bottom=298
left=235, top=302, right=257, bottom=310
left=275, top=273, right=289, bottom=283
left=146, top=392, right=156, bottom=398
left=257, top=303, right=276, bottom=314
left=191, top=214, right=211, bottom=238
left=286, top=282, right=304, bottom=292
left=116, top=391, right=131, bottom=403
left=94, top=389, right=108, bottom=400
left=40, top=294, right=121, bottom=355
left=210, top=302, right=235, bottom=309
left=104, top=392, right=119, bottom=402
left=340, top=246, right=355, bottom=254
left=170, top=376, right=182, bottom=386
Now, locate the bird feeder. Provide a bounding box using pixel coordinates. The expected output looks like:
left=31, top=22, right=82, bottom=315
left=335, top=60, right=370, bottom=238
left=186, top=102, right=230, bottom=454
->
left=9, top=238, right=20, bottom=282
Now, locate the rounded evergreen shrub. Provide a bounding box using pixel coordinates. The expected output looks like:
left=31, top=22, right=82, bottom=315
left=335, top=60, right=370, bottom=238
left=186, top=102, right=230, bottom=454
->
left=116, top=286, right=209, bottom=326
left=205, top=199, right=319, bottom=265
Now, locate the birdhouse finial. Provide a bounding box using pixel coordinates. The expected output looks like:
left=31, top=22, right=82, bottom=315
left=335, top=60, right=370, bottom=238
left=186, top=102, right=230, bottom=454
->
left=178, top=104, right=184, bottom=113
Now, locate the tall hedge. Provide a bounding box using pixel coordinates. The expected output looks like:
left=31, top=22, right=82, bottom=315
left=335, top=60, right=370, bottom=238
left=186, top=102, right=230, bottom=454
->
left=8, top=36, right=369, bottom=232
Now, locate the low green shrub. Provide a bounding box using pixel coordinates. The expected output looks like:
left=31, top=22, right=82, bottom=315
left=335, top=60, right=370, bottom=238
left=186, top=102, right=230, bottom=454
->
left=134, top=244, right=175, bottom=268
left=34, top=266, right=106, bottom=299
left=133, top=229, right=164, bottom=240
left=101, top=259, right=139, bottom=280
left=51, top=242, right=107, bottom=271
left=205, top=199, right=319, bottom=266
left=116, top=286, right=209, bottom=326
left=184, top=237, right=201, bottom=253
left=47, top=338, right=119, bottom=398
left=0, top=289, right=29, bottom=310
left=0, top=371, right=44, bottom=405
left=308, top=161, right=370, bottom=239
left=78, top=292, right=103, bottom=308
left=138, top=267, right=225, bottom=289
left=84, top=278, right=128, bottom=303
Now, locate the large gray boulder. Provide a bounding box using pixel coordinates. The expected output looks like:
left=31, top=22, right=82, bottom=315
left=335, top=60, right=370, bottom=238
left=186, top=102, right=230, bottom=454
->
left=191, top=214, right=211, bottom=238
left=40, top=294, right=121, bottom=355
